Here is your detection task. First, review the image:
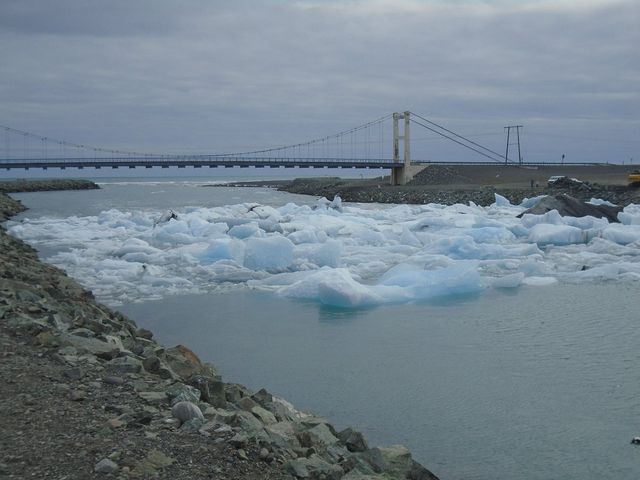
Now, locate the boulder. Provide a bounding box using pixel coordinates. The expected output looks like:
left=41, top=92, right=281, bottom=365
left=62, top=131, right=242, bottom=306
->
left=360, top=448, right=387, bottom=473
left=337, top=427, right=369, bottom=452
left=171, top=401, right=204, bottom=424
left=252, top=388, right=274, bottom=406
left=135, top=328, right=153, bottom=339
left=251, top=405, right=277, bottom=425
left=377, top=445, right=413, bottom=478
left=188, top=375, right=227, bottom=408
left=518, top=194, right=622, bottom=222
left=142, top=355, right=161, bottom=374
left=138, top=391, right=168, bottom=405
left=299, top=423, right=339, bottom=448
left=165, top=383, right=201, bottom=405
left=408, top=459, right=440, bottom=480
left=264, top=421, right=301, bottom=450
left=225, top=383, right=252, bottom=403
left=162, top=345, right=217, bottom=380
left=229, top=410, right=265, bottom=435
left=285, top=455, right=343, bottom=480
left=94, top=458, right=118, bottom=474
left=61, top=334, right=120, bottom=359
left=238, top=396, right=259, bottom=412
left=106, top=356, right=142, bottom=375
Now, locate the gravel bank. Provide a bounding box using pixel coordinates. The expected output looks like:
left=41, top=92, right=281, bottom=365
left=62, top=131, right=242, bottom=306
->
left=0, top=178, right=99, bottom=194
left=275, top=166, right=640, bottom=206
left=1, top=184, right=438, bottom=480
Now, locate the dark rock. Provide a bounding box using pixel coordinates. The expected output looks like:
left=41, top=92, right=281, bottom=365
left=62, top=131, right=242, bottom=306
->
left=518, top=194, right=622, bottom=222
left=188, top=375, right=227, bottom=408
left=230, top=433, right=249, bottom=448
left=337, top=427, right=369, bottom=452
left=62, top=367, right=83, bottom=381
left=238, top=396, right=259, bottom=412
left=408, top=459, right=440, bottom=480
left=106, top=356, right=142, bottom=374
left=102, top=375, right=125, bottom=386
left=225, top=383, right=251, bottom=403
left=130, top=343, right=144, bottom=356
left=360, top=448, right=387, bottom=473
left=252, top=388, right=273, bottom=406
left=142, top=355, right=161, bottom=374
left=259, top=448, right=271, bottom=461
left=130, top=411, right=153, bottom=426
left=135, top=328, right=153, bottom=339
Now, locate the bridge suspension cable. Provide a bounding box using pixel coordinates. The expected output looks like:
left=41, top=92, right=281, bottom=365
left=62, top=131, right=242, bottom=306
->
left=1, top=124, right=153, bottom=159
left=209, top=113, right=393, bottom=158
left=409, top=112, right=511, bottom=164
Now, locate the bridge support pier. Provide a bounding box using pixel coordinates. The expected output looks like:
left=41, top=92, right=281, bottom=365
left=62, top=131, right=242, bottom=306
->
left=391, top=111, right=411, bottom=186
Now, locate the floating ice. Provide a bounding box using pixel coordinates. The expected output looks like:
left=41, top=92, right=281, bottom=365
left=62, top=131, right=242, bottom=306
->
left=528, top=224, right=584, bottom=246
left=8, top=193, right=640, bottom=307
left=243, top=236, right=294, bottom=272
left=587, top=198, right=617, bottom=207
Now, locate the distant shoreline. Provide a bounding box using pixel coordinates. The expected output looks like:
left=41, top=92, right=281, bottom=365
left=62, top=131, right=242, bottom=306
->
left=0, top=178, right=99, bottom=194
left=218, top=164, right=640, bottom=207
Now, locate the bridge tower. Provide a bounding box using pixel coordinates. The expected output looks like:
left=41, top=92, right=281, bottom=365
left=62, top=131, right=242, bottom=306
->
left=390, top=111, right=411, bottom=185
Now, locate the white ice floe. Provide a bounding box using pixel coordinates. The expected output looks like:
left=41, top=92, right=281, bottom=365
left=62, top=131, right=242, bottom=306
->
left=8, top=196, right=640, bottom=307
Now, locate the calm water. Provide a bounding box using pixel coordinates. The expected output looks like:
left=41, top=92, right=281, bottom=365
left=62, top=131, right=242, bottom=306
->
left=11, top=179, right=640, bottom=480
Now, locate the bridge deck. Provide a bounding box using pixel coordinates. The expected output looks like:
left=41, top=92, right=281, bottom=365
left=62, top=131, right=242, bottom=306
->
left=0, top=157, right=397, bottom=170
left=0, top=156, right=606, bottom=171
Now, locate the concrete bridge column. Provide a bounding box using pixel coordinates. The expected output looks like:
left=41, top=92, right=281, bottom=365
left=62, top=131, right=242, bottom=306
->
left=391, top=111, right=413, bottom=186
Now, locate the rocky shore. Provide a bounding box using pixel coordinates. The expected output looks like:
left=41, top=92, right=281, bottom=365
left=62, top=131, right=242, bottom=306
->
left=277, top=176, right=640, bottom=207
left=0, top=181, right=438, bottom=479
left=259, top=165, right=640, bottom=207
left=0, top=178, right=99, bottom=194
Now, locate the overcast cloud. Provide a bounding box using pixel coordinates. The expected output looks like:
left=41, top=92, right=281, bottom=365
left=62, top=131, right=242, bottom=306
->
left=1, top=0, right=638, bottom=163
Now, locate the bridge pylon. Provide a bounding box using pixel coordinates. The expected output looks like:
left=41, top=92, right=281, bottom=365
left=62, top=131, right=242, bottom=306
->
left=391, top=111, right=411, bottom=186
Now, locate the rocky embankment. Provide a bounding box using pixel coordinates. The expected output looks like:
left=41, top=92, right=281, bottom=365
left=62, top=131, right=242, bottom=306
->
left=0, top=184, right=437, bottom=479
left=0, top=178, right=99, bottom=194
left=278, top=174, right=640, bottom=207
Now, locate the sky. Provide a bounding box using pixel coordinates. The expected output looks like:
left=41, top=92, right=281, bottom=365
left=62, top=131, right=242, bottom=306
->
left=1, top=0, right=639, bottom=166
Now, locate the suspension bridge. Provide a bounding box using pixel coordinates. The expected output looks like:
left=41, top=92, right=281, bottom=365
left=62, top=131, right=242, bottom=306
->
left=0, top=111, right=554, bottom=185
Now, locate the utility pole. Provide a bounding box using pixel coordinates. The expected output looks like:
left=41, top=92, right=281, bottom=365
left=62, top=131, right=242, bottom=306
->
left=504, top=125, right=523, bottom=165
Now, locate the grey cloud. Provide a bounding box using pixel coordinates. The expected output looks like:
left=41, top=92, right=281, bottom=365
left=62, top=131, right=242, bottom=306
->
left=0, top=0, right=638, bottom=163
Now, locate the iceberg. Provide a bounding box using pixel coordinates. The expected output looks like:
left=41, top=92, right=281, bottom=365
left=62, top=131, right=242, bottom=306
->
left=7, top=194, right=640, bottom=308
